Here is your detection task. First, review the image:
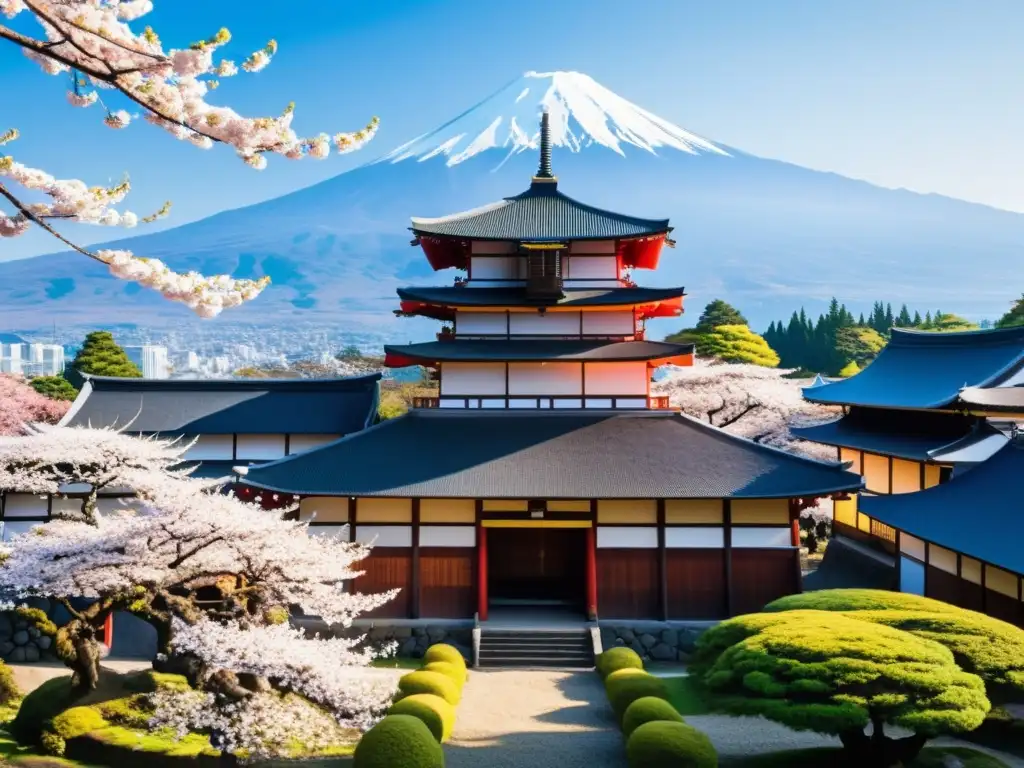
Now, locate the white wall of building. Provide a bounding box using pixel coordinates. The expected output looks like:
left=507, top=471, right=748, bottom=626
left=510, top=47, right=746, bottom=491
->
left=509, top=312, right=580, bottom=336
left=235, top=434, right=287, bottom=461
left=456, top=313, right=507, bottom=336
left=584, top=362, right=649, bottom=395
left=582, top=311, right=634, bottom=336
left=440, top=363, right=506, bottom=395
left=564, top=256, right=618, bottom=280
left=508, top=362, right=582, bottom=395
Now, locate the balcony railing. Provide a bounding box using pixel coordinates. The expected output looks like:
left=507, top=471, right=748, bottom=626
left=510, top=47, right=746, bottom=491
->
left=412, top=395, right=675, bottom=410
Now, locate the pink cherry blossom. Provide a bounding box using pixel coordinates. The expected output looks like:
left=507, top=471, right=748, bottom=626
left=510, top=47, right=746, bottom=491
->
left=0, top=375, right=70, bottom=436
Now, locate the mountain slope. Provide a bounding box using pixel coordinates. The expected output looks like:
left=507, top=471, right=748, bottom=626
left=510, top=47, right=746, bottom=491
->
left=1, top=71, right=1020, bottom=336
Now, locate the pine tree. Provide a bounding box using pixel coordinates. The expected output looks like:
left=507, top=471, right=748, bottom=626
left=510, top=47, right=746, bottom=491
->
left=897, top=304, right=912, bottom=327
left=858, top=313, right=866, bottom=326
left=884, top=303, right=894, bottom=330
left=913, top=310, right=922, bottom=326
left=65, top=331, right=142, bottom=388
left=924, top=311, right=933, bottom=326
left=695, top=299, right=748, bottom=331
left=996, top=294, right=1024, bottom=328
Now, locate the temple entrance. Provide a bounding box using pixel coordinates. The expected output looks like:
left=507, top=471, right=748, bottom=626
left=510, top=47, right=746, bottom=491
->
left=487, top=527, right=587, bottom=611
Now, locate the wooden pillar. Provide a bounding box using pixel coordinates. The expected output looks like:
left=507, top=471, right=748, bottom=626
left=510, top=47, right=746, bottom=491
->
left=477, top=525, right=488, bottom=621
left=723, top=499, right=733, bottom=617
left=789, top=499, right=803, bottom=594
left=347, top=497, right=356, bottom=543
left=894, top=530, right=902, bottom=591
left=585, top=525, right=598, bottom=620
left=410, top=499, right=420, bottom=619
left=103, top=613, right=113, bottom=649
left=657, top=499, right=667, bottom=621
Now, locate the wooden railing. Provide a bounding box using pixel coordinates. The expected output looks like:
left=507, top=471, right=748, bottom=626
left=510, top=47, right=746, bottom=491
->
left=411, top=395, right=675, bottom=410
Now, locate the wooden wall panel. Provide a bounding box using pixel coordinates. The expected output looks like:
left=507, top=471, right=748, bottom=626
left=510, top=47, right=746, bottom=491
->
left=985, top=589, right=1024, bottom=628
left=597, top=549, right=658, bottom=619
left=665, top=549, right=726, bottom=619
left=730, top=549, right=799, bottom=616
left=419, top=548, right=475, bottom=619
left=925, top=565, right=985, bottom=613
left=353, top=547, right=411, bottom=619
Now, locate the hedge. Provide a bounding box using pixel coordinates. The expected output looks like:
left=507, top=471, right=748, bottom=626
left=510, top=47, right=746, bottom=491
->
left=352, top=714, right=444, bottom=768
left=626, top=720, right=718, bottom=768
left=598, top=647, right=644, bottom=679
left=423, top=660, right=466, bottom=687
left=763, top=589, right=963, bottom=615
left=607, top=673, right=670, bottom=722
left=397, top=671, right=461, bottom=707
left=389, top=694, right=455, bottom=743
left=605, top=668, right=648, bottom=686
left=622, top=696, right=685, bottom=739
left=423, top=643, right=467, bottom=672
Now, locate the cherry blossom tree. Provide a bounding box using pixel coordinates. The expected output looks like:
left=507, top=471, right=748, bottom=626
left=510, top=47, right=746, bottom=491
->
left=0, top=0, right=379, bottom=317
left=0, top=373, right=70, bottom=435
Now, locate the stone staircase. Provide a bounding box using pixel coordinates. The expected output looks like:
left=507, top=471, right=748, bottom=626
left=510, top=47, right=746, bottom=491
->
left=477, top=628, right=594, bottom=668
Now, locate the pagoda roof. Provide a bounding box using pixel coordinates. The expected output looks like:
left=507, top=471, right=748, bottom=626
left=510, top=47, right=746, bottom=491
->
left=859, top=442, right=1024, bottom=574
left=790, top=407, right=993, bottom=462
left=410, top=181, right=670, bottom=242
left=58, top=373, right=381, bottom=435
left=956, top=385, right=1024, bottom=414
left=383, top=339, right=693, bottom=367
left=802, top=326, right=1024, bottom=410
left=237, top=409, right=863, bottom=499
left=397, top=285, right=685, bottom=310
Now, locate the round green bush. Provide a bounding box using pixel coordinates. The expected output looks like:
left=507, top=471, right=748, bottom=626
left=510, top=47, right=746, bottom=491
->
left=764, top=589, right=963, bottom=615
left=605, top=668, right=647, bottom=687
left=42, top=706, right=109, bottom=756
left=606, top=672, right=670, bottom=722
left=423, top=643, right=467, bottom=672
left=389, top=693, right=456, bottom=743
left=622, top=696, right=685, bottom=739
left=0, top=661, right=20, bottom=705
left=423, top=660, right=466, bottom=687
left=398, top=670, right=461, bottom=706
left=353, top=714, right=444, bottom=768
left=11, top=675, right=84, bottom=748
left=626, top=721, right=718, bottom=768
left=598, top=647, right=644, bottom=678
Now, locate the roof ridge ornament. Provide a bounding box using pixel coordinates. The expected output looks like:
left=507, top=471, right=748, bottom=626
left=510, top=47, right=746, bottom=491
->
left=531, top=111, right=557, bottom=186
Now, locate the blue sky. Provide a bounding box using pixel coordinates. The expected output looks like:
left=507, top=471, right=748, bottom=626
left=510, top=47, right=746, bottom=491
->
left=3, top=0, right=1023, bottom=260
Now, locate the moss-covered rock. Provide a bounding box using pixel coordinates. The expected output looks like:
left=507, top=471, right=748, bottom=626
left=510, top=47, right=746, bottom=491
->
left=398, top=670, right=461, bottom=706
left=423, top=643, right=466, bottom=671
left=626, top=720, right=718, bottom=767
left=598, top=647, right=644, bottom=679
left=10, top=676, right=84, bottom=748
left=422, top=660, right=465, bottom=688
left=44, top=706, right=108, bottom=755
left=389, top=693, right=456, bottom=743
left=353, top=714, right=444, bottom=768
left=621, top=696, right=685, bottom=738
left=606, top=673, right=670, bottom=722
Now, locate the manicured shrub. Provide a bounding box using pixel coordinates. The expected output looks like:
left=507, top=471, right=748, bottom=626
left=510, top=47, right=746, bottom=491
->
left=397, top=670, right=460, bottom=706
left=352, top=714, right=444, bottom=768
left=43, top=706, right=109, bottom=756
left=625, top=720, right=718, bottom=768
left=606, top=672, right=670, bottom=722
left=763, top=589, right=963, bottom=615
left=0, top=660, right=20, bottom=705
left=605, top=667, right=647, bottom=687
left=389, top=693, right=456, bottom=743
left=700, top=610, right=990, bottom=765
left=11, top=675, right=84, bottom=748
left=423, top=643, right=466, bottom=672
left=598, top=647, right=644, bottom=678
left=622, top=696, right=685, bottom=739
left=423, top=660, right=466, bottom=687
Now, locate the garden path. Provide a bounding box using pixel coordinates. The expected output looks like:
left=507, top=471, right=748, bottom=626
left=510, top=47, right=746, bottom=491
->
left=445, top=669, right=625, bottom=768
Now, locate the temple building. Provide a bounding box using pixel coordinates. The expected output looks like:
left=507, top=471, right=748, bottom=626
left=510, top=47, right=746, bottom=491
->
left=238, top=114, right=862, bottom=623
left=795, top=325, right=1024, bottom=626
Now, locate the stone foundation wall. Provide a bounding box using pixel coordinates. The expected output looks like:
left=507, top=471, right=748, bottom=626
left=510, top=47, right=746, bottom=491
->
left=599, top=624, right=709, bottom=663
left=304, top=621, right=473, bottom=663
left=0, top=598, right=63, bottom=663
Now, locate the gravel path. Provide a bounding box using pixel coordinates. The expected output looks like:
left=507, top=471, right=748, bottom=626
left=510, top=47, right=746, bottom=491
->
left=445, top=669, right=624, bottom=768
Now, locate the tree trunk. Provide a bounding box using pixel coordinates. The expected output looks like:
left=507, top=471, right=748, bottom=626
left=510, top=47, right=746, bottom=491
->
left=55, top=620, right=102, bottom=692
left=838, top=723, right=928, bottom=766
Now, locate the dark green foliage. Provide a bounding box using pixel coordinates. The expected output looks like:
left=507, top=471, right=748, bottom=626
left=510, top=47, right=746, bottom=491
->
left=389, top=693, right=455, bottom=743
left=397, top=670, right=460, bottom=706
left=621, top=696, right=685, bottom=738
left=598, top=647, right=644, bottom=678
left=918, top=312, right=978, bottom=332
left=28, top=377, right=78, bottom=402
left=352, top=714, right=444, bottom=768
left=696, top=299, right=747, bottom=331
left=996, top=295, right=1024, bottom=329
left=833, top=326, right=885, bottom=368
left=606, top=673, right=670, bottom=722
left=692, top=325, right=780, bottom=367
left=716, top=746, right=1011, bottom=767
left=64, top=331, right=141, bottom=389
left=0, top=662, right=20, bottom=706
left=625, top=720, right=718, bottom=768
left=11, top=677, right=84, bottom=748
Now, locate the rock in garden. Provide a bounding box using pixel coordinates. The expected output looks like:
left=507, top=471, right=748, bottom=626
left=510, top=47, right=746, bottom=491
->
left=400, top=638, right=418, bottom=657
left=23, top=645, right=39, bottom=662
left=393, top=626, right=413, bottom=639
left=9, top=647, right=25, bottom=662
left=600, top=627, right=616, bottom=650
left=27, top=627, right=40, bottom=639
left=0, top=641, right=13, bottom=656
left=36, top=636, right=51, bottom=651
left=427, top=627, right=446, bottom=643
left=12, top=630, right=28, bottom=646
left=413, top=627, right=427, bottom=638
left=659, top=629, right=678, bottom=647
left=650, top=643, right=676, bottom=661
left=618, top=628, right=635, bottom=643
left=640, top=633, right=657, bottom=649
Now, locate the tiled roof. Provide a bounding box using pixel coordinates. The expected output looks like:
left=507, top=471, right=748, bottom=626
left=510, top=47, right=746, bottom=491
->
left=803, top=326, right=1024, bottom=409
left=59, top=374, right=381, bottom=435
left=860, top=442, right=1024, bottom=574
left=791, top=407, right=986, bottom=461
left=397, top=286, right=685, bottom=308
left=239, top=410, right=863, bottom=499
left=410, top=181, right=670, bottom=241
left=957, top=385, right=1024, bottom=413
left=383, top=339, right=693, bottom=365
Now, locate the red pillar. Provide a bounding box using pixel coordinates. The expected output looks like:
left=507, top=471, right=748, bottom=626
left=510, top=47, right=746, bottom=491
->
left=103, top=613, right=113, bottom=649
left=585, top=525, right=598, bottom=620
left=789, top=499, right=801, bottom=547
left=477, top=526, right=488, bottom=621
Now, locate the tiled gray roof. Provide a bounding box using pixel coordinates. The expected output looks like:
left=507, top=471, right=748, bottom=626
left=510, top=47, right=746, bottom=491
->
left=59, top=374, right=381, bottom=435
left=860, top=442, right=1024, bottom=574
left=240, top=410, right=863, bottom=499
left=803, top=326, right=1024, bottom=409
left=410, top=182, right=670, bottom=241
left=957, top=385, right=1024, bottom=412
left=397, top=286, right=685, bottom=308
left=384, top=339, right=692, bottom=364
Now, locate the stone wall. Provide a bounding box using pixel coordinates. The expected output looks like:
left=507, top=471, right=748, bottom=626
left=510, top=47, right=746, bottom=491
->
left=0, top=598, right=62, bottom=663
left=598, top=624, right=709, bottom=663
left=307, top=621, right=473, bottom=662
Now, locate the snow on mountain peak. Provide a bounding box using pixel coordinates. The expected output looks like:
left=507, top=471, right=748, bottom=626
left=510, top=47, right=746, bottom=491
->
left=377, top=70, right=728, bottom=167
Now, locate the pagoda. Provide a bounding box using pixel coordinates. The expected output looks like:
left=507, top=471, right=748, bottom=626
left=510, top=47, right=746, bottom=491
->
left=237, top=115, right=861, bottom=626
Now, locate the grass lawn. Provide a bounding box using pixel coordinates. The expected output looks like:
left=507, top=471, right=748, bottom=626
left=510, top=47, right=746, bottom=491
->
left=660, top=674, right=712, bottom=716
left=720, top=746, right=1009, bottom=768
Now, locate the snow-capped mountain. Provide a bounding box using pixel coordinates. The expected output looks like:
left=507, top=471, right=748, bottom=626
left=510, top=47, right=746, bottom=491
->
left=1, top=70, right=1021, bottom=336
left=378, top=71, right=727, bottom=166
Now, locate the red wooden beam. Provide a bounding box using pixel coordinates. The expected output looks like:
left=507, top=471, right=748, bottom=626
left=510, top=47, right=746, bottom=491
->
left=585, top=526, right=598, bottom=620
left=477, top=526, right=488, bottom=622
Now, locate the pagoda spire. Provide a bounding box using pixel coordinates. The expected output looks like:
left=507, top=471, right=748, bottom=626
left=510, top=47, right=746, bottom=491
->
left=532, top=111, right=557, bottom=185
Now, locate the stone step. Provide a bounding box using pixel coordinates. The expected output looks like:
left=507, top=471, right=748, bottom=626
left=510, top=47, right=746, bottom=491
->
left=479, top=656, right=594, bottom=668
left=481, top=638, right=588, bottom=648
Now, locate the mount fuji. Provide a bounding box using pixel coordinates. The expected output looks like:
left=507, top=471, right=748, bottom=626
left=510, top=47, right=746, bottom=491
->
left=1, top=70, right=1021, bottom=337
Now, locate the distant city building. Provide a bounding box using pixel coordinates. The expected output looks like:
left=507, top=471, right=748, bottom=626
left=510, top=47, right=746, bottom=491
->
left=186, top=351, right=200, bottom=371
left=25, top=343, right=65, bottom=376
left=212, top=356, right=231, bottom=375
left=0, top=343, right=23, bottom=375
left=141, top=346, right=171, bottom=379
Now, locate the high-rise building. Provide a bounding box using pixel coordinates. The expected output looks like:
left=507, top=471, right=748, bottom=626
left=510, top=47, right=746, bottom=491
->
left=23, top=343, right=66, bottom=376
left=186, top=351, right=200, bottom=371
left=0, top=343, right=24, bottom=375
left=141, top=345, right=171, bottom=379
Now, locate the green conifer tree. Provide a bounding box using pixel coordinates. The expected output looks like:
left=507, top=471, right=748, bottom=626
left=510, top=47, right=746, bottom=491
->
left=65, top=331, right=143, bottom=389
left=696, top=299, right=748, bottom=331
left=996, top=294, right=1024, bottom=328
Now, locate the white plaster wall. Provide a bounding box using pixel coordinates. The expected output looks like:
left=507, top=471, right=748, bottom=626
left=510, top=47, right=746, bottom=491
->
left=1, top=520, right=37, bottom=541
left=731, top=527, right=793, bottom=548
left=584, top=362, right=649, bottom=395
left=288, top=434, right=341, bottom=454
left=51, top=496, right=83, bottom=517
left=900, top=532, right=926, bottom=560
left=569, top=240, right=616, bottom=254
left=552, top=399, right=584, bottom=408
left=2, top=493, right=47, bottom=517
left=597, top=526, right=657, bottom=548
left=96, top=497, right=145, bottom=516
left=456, top=312, right=507, bottom=336
left=665, top=527, right=725, bottom=548
left=181, top=434, right=233, bottom=460
left=471, top=241, right=516, bottom=254
left=440, top=363, right=506, bottom=395
left=509, top=312, right=580, bottom=335
left=471, top=256, right=521, bottom=280
left=355, top=525, right=412, bottom=547
left=582, top=311, right=634, bottom=336
left=565, top=256, right=617, bottom=280
left=307, top=525, right=349, bottom=541
left=419, top=526, right=476, bottom=547
left=508, top=363, right=582, bottom=395
left=235, top=434, right=287, bottom=461
left=584, top=398, right=613, bottom=408
left=298, top=497, right=349, bottom=523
